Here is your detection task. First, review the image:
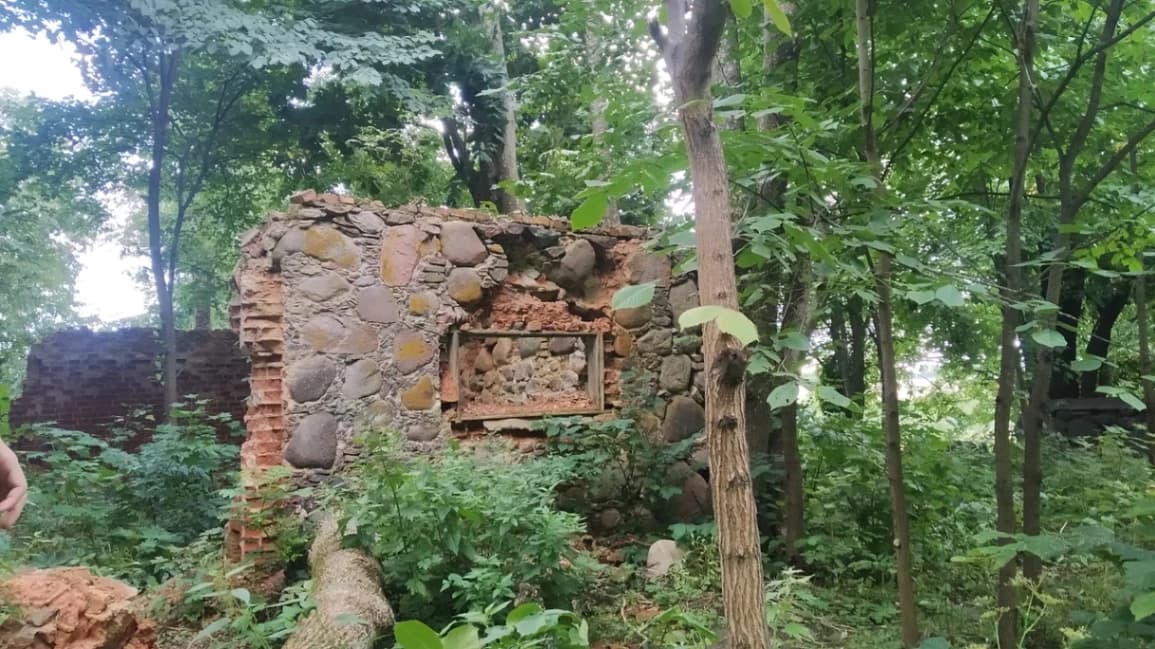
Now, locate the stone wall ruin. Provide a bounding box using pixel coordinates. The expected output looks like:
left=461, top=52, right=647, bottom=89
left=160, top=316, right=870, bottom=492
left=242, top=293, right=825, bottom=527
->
left=228, top=191, right=708, bottom=557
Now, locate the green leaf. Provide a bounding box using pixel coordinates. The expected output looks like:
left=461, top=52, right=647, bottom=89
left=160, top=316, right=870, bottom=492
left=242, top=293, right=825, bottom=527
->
left=730, top=0, right=753, bottom=19
left=611, top=283, right=656, bottom=310
left=906, top=289, right=936, bottom=305
left=816, top=385, right=852, bottom=408
left=442, top=624, right=481, bottom=649
left=767, top=381, right=799, bottom=410
left=570, top=194, right=608, bottom=230
left=506, top=602, right=544, bottom=625
left=715, top=308, right=759, bottom=345
left=918, top=638, right=951, bottom=649
left=1071, top=357, right=1103, bottom=372
left=1121, top=392, right=1148, bottom=412
left=678, top=305, right=725, bottom=330
left=395, top=620, right=444, bottom=649
left=778, top=330, right=809, bottom=351
left=762, top=0, right=793, bottom=36
left=1132, top=592, right=1155, bottom=621
left=230, top=588, right=251, bottom=606
left=194, top=618, right=231, bottom=641
left=935, top=285, right=965, bottom=308
left=1031, top=328, right=1067, bottom=348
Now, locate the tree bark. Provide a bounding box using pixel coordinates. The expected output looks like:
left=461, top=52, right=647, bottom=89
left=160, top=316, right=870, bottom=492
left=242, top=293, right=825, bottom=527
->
left=1137, top=272, right=1155, bottom=464
left=587, top=25, right=620, bottom=225
left=779, top=264, right=810, bottom=566
left=654, top=2, right=770, bottom=647
left=1050, top=269, right=1087, bottom=399
left=855, top=1, right=918, bottom=645
left=481, top=2, right=525, bottom=215
left=994, top=0, right=1038, bottom=643
left=148, top=51, right=179, bottom=415
left=1080, top=280, right=1131, bottom=396
left=848, top=295, right=868, bottom=408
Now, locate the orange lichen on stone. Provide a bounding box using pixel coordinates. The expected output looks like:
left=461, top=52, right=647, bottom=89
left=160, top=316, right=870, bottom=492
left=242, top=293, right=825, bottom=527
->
left=401, top=376, right=437, bottom=410
left=409, top=293, right=434, bottom=315
left=0, top=567, right=156, bottom=649
left=302, top=225, right=360, bottom=269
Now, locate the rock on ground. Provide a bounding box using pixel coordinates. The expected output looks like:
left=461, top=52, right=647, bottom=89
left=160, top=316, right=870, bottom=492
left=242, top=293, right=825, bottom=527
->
left=645, top=539, right=684, bottom=580
left=0, top=567, right=156, bottom=649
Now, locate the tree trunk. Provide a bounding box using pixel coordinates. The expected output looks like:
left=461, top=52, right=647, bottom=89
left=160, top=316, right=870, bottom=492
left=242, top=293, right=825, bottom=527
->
left=1050, top=269, right=1087, bottom=399
left=148, top=52, right=178, bottom=415
left=195, top=306, right=211, bottom=330
left=587, top=22, right=620, bottom=225
left=779, top=264, right=810, bottom=566
left=994, top=0, right=1038, bottom=642
left=1137, top=272, right=1155, bottom=464
left=482, top=2, right=524, bottom=215
left=656, top=3, right=770, bottom=647
left=855, top=1, right=918, bottom=645
left=1080, top=279, right=1131, bottom=396
left=848, top=295, right=868, bottom=408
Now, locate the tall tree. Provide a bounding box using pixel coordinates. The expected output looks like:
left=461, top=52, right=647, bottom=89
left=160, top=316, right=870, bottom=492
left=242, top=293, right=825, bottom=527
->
left=4, top=0, right=437, bottom=411
left=993, top=0, right=1038, bottom=643
left=854, top=0, right=918, bottom=645
left=651, top=1, right=769, bottom=647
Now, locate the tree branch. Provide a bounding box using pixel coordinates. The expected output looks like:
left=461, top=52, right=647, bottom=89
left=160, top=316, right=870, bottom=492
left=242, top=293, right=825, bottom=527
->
left=1073, top=116, right=1155, bottom=210
left=1061, top=0, right=1124, bottom=191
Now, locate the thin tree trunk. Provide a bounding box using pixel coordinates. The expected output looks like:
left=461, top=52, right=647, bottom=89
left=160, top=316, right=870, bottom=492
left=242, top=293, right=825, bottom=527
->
left=994, top=0, right=1037, bottom=643
left=587, top=24, right=620, bottom=225
left=848, top=295, right=868, bottom=408
left=1050, top=269, right=1087, bottom=399
left=148, top=51, right=178, bottom=415
left=779, top=264, right=810, bottom=566
left=1137, top=272, right=1155, bottom=464
left=482, top=2, right=524, bottom=215
left=855, top=1, right=918, bottom=645
left=655, top=2, right=770, bottom=647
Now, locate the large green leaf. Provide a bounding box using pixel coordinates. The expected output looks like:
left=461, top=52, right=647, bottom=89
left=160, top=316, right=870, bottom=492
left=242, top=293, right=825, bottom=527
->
left=442, top=624, right=481, bottom=649
left=1071, top=357, right=1103, bottom=372
left=935, top=285, right=965, bottom=308
left=715, top=309, right=759, bottom=345
left=729, top=0, right=753, bottom=18
left=762, top=0, right=793, bottom=36
left=570, top=193, right=608, bottom=230
left=611, top=283, right=655, bottom=310
left=816, top=385, right=852, bottom=408
left=1031, top=328, right=1067, bottom=348
left=1133, top=592, right=1155, bottom=621
left=395, top=621, right=443, bottom=649
left=678, top=305, right=726, bottom=329
left=767, top=381, right=799, bottom=410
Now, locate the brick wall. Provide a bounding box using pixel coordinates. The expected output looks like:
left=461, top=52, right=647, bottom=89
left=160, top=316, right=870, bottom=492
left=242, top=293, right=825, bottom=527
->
left=10, top=328, right=250, bottom=444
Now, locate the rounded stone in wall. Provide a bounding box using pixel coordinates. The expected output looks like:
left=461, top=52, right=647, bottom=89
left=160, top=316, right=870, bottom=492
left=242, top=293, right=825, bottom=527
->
left=342, top=359, right=383, bottom=399
left=285, top=413, right=338, bottom=469
left=401, top=375, right=437, bottom=410
left=552, top=239, right=597, bottom=289
left=662, top=395, right=705, bottom=442
left=299, top=272, right=352, bottom=302
left=302, top=225, right=360, bottom=269
left=614, top=305, right=652, bottom=329
left=357, top=286, right=400, bottom=323
left=447, top=268, right=484, bottom=306
left=287, top=356, right=338, bottom=403
left=440, top=221, right=489, bottom=266
left=659, top=355, right=693, bottom=392
left=394, top=330, right=435, bottom=374
left=669, top=279, right=700, bottom=322
left=406, top=422, right=439, bottom=442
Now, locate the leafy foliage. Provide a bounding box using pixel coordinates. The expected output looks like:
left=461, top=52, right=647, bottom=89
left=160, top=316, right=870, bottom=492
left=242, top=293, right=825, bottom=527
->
left=336, top=433, right=595, bottom=623
left=2, top=400, right=239, bottom=585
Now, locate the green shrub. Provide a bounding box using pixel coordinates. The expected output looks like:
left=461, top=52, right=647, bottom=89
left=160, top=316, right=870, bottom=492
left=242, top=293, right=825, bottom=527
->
left=393, top=602, right=590, bottom=649
left=3, top=400, right=239, bottom=585
left=337, top=434, right=596, bottom=623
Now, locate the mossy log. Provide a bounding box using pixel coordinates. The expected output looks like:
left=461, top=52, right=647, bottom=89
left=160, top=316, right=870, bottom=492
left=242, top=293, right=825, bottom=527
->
left=283, top=515, right=394, bottom=649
